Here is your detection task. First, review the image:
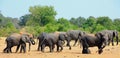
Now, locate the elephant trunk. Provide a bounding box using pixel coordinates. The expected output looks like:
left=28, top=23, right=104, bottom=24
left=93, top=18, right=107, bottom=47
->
left=116, top=36, right=119, bottom=45
left=30, top=38, right=35, bottom=45
left=28, top=42, right=31, bottom=52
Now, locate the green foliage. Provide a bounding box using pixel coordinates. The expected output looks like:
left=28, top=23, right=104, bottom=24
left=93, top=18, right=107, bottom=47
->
left=0, top=13, right=19, bottom=37
left=97, top=16, right=113, bottom=30
left=70, top=17, right=86, bottom=27
left=0, top=5, right=120, bottom=37
left=29, top=5, right=57, bottom=26
left=113, top=18, right=120, bottom=31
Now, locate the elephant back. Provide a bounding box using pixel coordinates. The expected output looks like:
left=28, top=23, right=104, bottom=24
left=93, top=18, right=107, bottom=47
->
left=8, top=33, right=21, bottom=40
left=67, top=30, right=85, bottom=39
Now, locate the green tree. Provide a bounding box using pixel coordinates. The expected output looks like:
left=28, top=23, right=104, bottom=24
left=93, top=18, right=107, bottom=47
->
left=19, top=14, right=31, bottom=26
left=57, top=18, right=78, bottom=31
left=96, top=16, right=113, bottom=30
left=70, top=16, right=86, bottom=28
left=29, top=5, right=57, bottom=26
left=83, top=16, right=96, bottom=33
left=113, top=18, right=120, bottom=31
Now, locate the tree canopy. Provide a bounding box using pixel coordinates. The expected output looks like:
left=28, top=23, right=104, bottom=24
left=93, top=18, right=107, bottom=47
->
left=0, top=5, right=120, bottom=36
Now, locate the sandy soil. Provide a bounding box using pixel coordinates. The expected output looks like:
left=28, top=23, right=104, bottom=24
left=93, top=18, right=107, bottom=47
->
left=0, top=37, right=120, bottom=58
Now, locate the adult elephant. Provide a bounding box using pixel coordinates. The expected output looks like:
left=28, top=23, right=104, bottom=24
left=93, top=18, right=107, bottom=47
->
left=37, top=32, right=67, bottom=51
left=98, top=30, right=119, bottom=46
left=78, top=33, right=109, bottom=54
left=37, top=32, right=47, bottom=51
left=66, top=30, right=85, bottom=50
left=37, top=32, right=66, bottom=52
left=3, top=33, right=35, bottom=53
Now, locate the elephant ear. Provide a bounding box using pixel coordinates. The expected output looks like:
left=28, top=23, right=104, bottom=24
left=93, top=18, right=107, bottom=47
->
left=21, top=36, right=26, bottom=42
left=113, top=30, right=117, bottom=37
left=78, top=32, right=83, bottom=37
left=78, top=32, right=83, bottom=39
left=21, top=35, right=30, bottom=43
left=95, top=32, right=102, bottom=39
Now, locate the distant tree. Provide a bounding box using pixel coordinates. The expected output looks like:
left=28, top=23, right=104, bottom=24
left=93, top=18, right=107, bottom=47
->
left=70, top=16, right=86, bottom=28
left=82, top=16, right=96, bottom=33
left=29, top=5, right=57, bottom=26
left=113, top=18, right=120, bottom=31
left=11, top=18, right=20, bottom=29
left=69, top=17, right=76, bottom=25
left=96, top=16, right=113, bottom=30
left=57, top=18, right=70, bottom=31
left=19, top=14, right=31, bottom=26
left=76, top=17, right=86, bottom=27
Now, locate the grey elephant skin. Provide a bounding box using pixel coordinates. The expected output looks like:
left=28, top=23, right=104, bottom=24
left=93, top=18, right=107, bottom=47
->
left=79, top=33, right=109, bottom=54
left=3, top=33, right=35, bottom=53
left=66, top=30, right=85, bottom=50
left=98, top=30, right=119, bottom=46
left=37, top=32, right=66, bottom=52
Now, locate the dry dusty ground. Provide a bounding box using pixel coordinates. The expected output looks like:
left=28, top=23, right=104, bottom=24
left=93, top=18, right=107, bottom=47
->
left=0, top=37, right=120, bottom=58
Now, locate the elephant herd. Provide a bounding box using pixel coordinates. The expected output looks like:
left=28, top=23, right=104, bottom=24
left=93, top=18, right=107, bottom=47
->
left=3, top=30, right=119, bottom=54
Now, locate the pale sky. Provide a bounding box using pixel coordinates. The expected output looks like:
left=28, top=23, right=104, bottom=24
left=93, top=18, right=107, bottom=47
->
left=0, top=0, right=120, bottom=19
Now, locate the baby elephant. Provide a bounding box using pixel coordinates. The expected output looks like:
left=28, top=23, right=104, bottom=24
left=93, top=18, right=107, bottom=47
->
left=3, top=33, right=35, bottom=53
left=79, top=33, right=109, bottom=54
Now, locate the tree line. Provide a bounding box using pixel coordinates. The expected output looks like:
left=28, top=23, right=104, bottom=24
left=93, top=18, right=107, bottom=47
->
left=0, top=5, right=120, bottom=36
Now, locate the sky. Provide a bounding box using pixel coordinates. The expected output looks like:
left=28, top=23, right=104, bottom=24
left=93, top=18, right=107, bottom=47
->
left=0, top=0, right=120, bottom=19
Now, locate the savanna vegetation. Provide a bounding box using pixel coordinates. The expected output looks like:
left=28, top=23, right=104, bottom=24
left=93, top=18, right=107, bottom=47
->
left=0, top=5, right=120, bottom=37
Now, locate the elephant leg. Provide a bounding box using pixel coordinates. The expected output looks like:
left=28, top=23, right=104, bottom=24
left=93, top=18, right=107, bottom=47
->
left=41, top=44, right=45, bottom=52
left=111, top=38, right=114, bottom=46
left=82, top=48, right=91, bottom=54
left=116, top=36, right=119, bottom=45
left=20, top=45, right=23, bottom=53
left=81, top=39, right=90, bottom=54
left=98, top=42, right=106, bottom=54
left=16, top=44, right=20, bottom=53
left=28, top=42, right=31, bottom=52
left=98, top=46, right=103, bottom=54
left=7, top=48, right=10, bottom=53
left=57, top=41, right=60, bottom=52
left=107, top=39, right=111, bottom=46
left=73, top=39, right=78, bottom=46
left=82, top=43, right=90, bottom=54
left=49, top=45, right=53, bottom=52
left=66, top=37, right=71, bottom=46
left=68, top=43, right=71, bottom=50
left=58, top=41, right=63, bottom=51
left=9, top=47, right=12, bottom=53
left=37, top=41, right=41, bottom=51
left=3, top=47, right=9, bottom=53
left=7, top=42, right=12, bottom=53
left=22, top=44, right=26, bottom=53
left=57, top=45, right=59, bottom=52
left=3, top=47, right=8, bottom=53
left=52, top=45, right=55, bottom=51
left=66, top=38, right=71, bottom=50
left=60, top=44, right=63, bottom=51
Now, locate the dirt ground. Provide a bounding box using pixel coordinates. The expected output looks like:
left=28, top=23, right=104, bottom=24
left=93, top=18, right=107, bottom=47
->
left=0, top=37, right=120, bottom=58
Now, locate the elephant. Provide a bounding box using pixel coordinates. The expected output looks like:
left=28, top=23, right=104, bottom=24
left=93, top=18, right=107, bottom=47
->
left=66, top=30, right=85, bottom=50
left=3, top=33, right=35, bottom=53
left=37, top=32, right=47, bottom=51
left=78, top=33, right=109, bottom=54
left=98, top=30, right=119, bottom=46
left=57, top=33, right=67, bottom=51
left=37, top=32, right=66, bottom=52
